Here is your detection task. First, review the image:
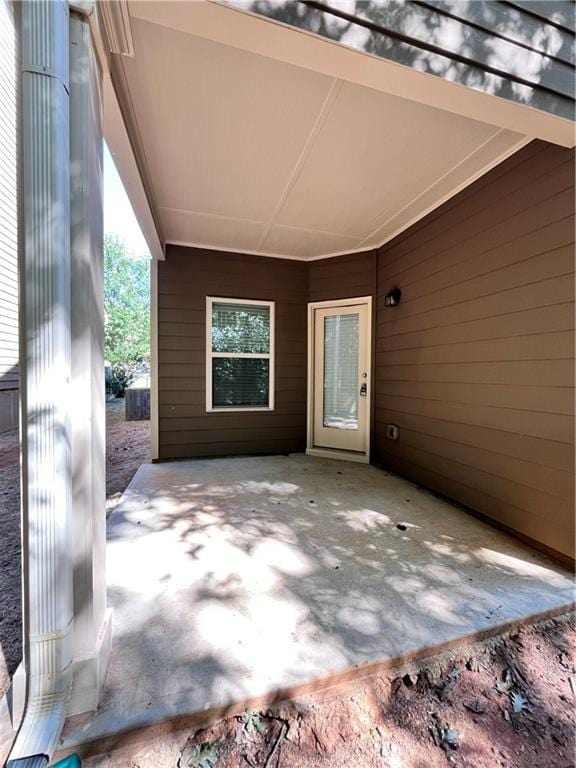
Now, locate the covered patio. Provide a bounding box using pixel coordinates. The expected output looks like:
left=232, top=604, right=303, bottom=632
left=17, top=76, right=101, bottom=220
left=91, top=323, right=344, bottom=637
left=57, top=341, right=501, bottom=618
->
left=3, top=1, right=574, bottom=765
left=60, top=454, right=573, bottom=751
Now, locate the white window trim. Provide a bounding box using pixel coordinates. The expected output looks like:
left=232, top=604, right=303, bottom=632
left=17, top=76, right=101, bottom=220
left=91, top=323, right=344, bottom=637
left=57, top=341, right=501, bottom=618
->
left=206, top=296, right=275, bottom=413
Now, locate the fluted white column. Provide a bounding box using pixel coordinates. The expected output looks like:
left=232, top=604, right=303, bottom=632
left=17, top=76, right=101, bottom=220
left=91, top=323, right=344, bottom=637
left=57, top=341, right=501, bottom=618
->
left=10, top=0, right=73, bottom=761
left=68, top=7, right=111, bottom=715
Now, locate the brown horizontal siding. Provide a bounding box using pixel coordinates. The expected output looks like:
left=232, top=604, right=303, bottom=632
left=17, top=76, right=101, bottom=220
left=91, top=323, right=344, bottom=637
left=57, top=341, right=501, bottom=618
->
left=376, top=273, right=573, bottom=335
left=375, top=438, right=573, bottom=520
left=159, top=439, right=302, bottom=459
left=158, top=246, right=307, bottom=459
left=379, top=243, right=574, bottom=322
left=375, top=381, right=573, bottom=417
left=307, top=251, right=376, bottom=303
left=378, top=303, right=573, bottom=350
left=375, top=398, right=572, bottom=447
left=378, top=331, right=574, bottom=364
left=374, top=412, right=573, bottom=501
left=374, top=407, right=572, bottom=474
left=375, top=447, right=575, bottom=550
left=374, top=140, right=575, bottom=559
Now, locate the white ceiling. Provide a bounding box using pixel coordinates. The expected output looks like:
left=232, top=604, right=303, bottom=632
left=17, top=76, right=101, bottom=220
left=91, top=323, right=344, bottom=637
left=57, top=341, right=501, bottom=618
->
left=121, top=3, right=527, bottom=260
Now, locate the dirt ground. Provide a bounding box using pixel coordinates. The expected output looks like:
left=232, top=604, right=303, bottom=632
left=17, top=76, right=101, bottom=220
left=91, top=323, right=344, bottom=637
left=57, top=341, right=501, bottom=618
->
left=0, top=399, right=149, bottom=698
left=105, top=399, right=151, bottom=517
left=82, top=614, right=576, bottom=768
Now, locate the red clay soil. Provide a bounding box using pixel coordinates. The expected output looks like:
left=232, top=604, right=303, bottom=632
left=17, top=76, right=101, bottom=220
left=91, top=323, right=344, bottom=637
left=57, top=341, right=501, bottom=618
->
left=0, top=399, right=149, bottom=699
left=81, top=614, right=575, bottom=768
left=0, top=425, right=20, bottom=700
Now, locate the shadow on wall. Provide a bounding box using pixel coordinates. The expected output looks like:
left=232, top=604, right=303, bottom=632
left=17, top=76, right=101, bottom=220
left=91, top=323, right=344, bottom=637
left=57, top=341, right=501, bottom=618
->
left=100, top=457, right=574, bottom=765
left=243, top=0, right=575, bottom=117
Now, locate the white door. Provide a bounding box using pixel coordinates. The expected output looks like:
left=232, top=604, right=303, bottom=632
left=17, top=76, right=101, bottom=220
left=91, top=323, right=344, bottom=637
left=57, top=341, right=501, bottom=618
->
left=311, top=299, right=371, bottom=455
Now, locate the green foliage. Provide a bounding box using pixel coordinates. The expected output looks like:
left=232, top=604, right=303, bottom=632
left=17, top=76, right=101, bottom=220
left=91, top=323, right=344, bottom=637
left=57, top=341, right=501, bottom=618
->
left=104, top=234, right=150, bottom=395
left=240, top=707, right=267, bottom=735
left=211, top=303, right=269, bottom=354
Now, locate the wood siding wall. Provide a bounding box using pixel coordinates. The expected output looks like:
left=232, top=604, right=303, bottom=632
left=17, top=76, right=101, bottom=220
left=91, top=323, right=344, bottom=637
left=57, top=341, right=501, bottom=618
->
left=0, top=0, right=18, bottom=393
left=308, top=251, right=377, bottom=304
left=157, top=247, right=307, bottom=459
left=374, top=140, right=575, bottom=559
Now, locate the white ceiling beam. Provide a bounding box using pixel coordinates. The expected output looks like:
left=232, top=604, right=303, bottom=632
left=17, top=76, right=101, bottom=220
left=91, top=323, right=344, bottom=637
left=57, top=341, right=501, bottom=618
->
left=102, top=74, right=164, bottom=260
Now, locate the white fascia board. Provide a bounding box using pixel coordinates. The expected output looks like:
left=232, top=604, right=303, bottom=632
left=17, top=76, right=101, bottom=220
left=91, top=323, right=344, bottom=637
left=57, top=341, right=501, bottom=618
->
left=102, top=74, right=164, bottom=260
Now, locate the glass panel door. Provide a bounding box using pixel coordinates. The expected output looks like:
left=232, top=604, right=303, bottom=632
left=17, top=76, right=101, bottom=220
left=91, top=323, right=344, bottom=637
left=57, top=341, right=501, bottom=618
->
left=323, top=314, right=359, bottom=430
left=312, top=301, right=369, bottom=454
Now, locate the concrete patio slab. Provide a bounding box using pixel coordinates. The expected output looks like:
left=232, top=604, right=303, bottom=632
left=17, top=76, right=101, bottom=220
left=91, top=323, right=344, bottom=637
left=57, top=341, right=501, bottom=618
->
left=61, top=455, right=574, bottom=750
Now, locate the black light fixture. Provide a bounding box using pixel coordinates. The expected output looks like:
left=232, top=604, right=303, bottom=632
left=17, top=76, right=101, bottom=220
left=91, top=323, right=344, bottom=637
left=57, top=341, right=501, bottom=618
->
left=384, top=287, right=402, bottom=307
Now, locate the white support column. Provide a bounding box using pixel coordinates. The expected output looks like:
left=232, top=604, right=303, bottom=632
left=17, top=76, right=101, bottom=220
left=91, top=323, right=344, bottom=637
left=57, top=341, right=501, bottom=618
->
left=68, top=7, right=111, bottom=715
left=9, top=0, right=74, bottom=761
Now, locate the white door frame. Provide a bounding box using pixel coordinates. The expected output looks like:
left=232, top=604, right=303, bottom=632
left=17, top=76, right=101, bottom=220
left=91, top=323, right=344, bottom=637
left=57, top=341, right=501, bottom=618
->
left=306, top=296, right=372, bottom=464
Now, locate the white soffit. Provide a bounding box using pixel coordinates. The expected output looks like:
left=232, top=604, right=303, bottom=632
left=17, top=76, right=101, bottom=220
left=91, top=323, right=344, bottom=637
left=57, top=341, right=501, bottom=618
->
left=121, top=3, right=531, bottom=260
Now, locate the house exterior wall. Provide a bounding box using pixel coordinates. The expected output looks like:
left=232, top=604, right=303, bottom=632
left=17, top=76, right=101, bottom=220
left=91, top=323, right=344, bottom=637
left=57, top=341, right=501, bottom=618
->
left=374, top=140, right=575, bottom=560
left=234, top=0, right=575, bottom=121
left=0, top=0, right=18, bottom=431
left=156, top=140, right=574, bottom=560
left=157, top=246, right=308, bottom=459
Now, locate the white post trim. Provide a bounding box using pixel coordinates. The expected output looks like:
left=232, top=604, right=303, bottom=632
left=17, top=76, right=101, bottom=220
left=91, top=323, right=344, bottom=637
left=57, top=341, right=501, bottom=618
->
left=68, top=8, right=111, bottom=717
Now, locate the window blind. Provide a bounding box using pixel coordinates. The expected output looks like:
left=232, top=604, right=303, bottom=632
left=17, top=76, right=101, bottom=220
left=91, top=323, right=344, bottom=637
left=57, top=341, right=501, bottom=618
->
left=212, top=303, right=270, bottom=354
left=323, top=314, right=359, bottom=429
left=212, top=358, right=270, bottom=408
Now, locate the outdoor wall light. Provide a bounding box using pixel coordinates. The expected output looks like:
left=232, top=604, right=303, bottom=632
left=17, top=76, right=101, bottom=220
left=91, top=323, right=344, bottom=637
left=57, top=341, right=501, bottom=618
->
left=384, top=287, right=402, bottom=307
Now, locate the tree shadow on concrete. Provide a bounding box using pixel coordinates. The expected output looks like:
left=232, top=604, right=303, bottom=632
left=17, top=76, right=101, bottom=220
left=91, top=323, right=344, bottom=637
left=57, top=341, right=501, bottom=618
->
left=82, top=454, right=575, bottom=763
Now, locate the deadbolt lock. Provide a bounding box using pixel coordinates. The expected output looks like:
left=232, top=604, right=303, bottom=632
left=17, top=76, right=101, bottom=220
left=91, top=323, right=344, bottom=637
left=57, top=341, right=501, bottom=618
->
left=360, top=383, right=367, bottom=396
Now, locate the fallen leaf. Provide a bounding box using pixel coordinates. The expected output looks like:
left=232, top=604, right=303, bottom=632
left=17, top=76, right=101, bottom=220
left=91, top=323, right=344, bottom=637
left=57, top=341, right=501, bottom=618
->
left=510, top=691, right=529, bottom=714
left=495, top=669, right=513, bottom=694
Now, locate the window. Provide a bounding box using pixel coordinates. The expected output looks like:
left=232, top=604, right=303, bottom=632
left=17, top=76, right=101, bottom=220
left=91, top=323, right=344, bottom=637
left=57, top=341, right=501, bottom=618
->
left=206, top=297, right=275, bottom=411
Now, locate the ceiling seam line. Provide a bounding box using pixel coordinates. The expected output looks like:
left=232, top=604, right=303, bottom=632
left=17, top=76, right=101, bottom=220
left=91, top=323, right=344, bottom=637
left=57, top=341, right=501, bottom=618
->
left=368, top=136, right=534, bottom=255
left=357, top=127, right=514, bottom=248
left=160, top=209, right=360, bottom=238
left=255, top=76, right=344, bottom=253
left=158, top=206, right=266, bottom=226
